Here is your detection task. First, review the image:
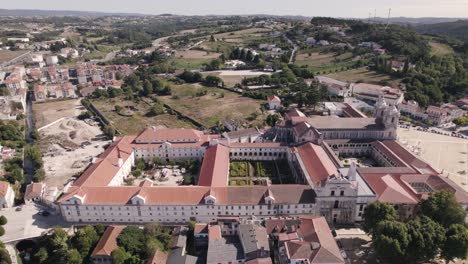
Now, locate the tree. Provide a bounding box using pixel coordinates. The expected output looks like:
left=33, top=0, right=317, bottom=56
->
left=112, top=248, right=132, bottom=264
left=103, top=125, right=116, bottom=139
left=114, top=105, right=122, bottom=113
left=266, top=114, right=280, bottom=127
left=406, top=216, right=446, bottom=263
left=0, top=248, right=11, bottom=264
left=210, top=34, right=215, bottom=42
left=0, top=216, right=7, bottom=225
left=33, top=168, right=46, bottom=182
left=72, top=225, right=99, bottom=258
left=33, top=247, right=48, bottom=263
left=147, top=103, right=164, bottom=117
left=0, top=226, right=4, bottom=237
left=441, top=224, right=468, bottom=263
left=362, top=201, right=397, bottom=235
left=373, top=220, right=410, bottom=263
left=419, top=190, right=467, bottom=227
left=203, top=75, right=223, bottom=87
left=66, top=249, right=83, bottom=264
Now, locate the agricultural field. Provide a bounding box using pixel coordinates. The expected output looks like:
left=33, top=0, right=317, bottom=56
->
left=90, top=96, right=196, bottom=135
left=0, top=50, right=29, bottom=64
left=295, top=50, right=354, bottom=68
left=214, top=27, right=272, bottom=42
left=325, top=67, right=402, bottom=87
left=157, top=83, right=266, bottom=128
left=169, top=49, right=222, bottom=70
left=200, top=41, right=237, bottom=55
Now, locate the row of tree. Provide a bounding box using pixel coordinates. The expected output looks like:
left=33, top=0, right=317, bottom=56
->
left=363, top=190, right=468, bottom=263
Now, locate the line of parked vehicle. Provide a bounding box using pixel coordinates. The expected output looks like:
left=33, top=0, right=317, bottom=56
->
left=399, top=124, right=468, bottom=139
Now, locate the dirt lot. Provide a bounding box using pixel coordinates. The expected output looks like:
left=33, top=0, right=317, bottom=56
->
left=158, top=83, right=265, bottom=128
left=33, top=99, right=84, bottom=128
left=39, top=118, right=108, bottom=190
left=325, top=68, right=402, bottom=87
left=0, top=50, right=29, bottom=64
left=91, top=97, right=196, bottom=135
left=398, top=128, right=468, bottom=192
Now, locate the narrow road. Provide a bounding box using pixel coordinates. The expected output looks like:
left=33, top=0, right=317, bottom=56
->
left=284, top=35, right=298, bottom=64
left=24, top=91, right=35, bottom=184
left=5, top=244, right=18, bottom=264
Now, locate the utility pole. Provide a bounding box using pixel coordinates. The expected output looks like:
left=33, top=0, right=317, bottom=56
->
left=385, top=8, right=392, bottom=29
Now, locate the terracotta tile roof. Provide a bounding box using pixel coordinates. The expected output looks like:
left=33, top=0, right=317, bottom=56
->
left=268, top=95, right=281, bottom=103
left=295, top=143, right=339, bottom=186
left=24, top=183, right=43, bottom=200
left=292, top=121, right=311, bottom=137
left=0, top=181, right=10, bottom=197
left=360, top=173, right=419, bottom=204
left=91, top=225, right=125, bottom=257
left=285, top=109, right=306, bottom=119
left=342, top=103, right=367, bottom=118
left=380, top=140, right=438, bottom=174
left=198, top=144, right=230, bottom=187
left=208, top=225, right=222, bottom=240
left=194, top=223, right=208, bottom=235
left=147, top=250, right=168, bottom=264
left=135, top=128, right=203, bottom=143
left=73, top=136, right=135, bottom=187
left=58, top=185, right=315, bottom=205
left=267, top=216, right=344, bottom=264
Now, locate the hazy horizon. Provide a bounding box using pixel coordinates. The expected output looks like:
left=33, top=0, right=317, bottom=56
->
left=2, top=0, right=468, bottom=18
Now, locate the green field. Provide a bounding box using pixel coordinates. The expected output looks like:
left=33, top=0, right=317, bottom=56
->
left=295, top=50, right=354, bottom=68
left=90, top=97, right=196, bottom=135
left=325, top=68, right=402, bottom=87
left=429, top=41, right=454, bottom=56
left=157, top=84, right=265, bottom=127
left=229, top=160, right=295, bottom=186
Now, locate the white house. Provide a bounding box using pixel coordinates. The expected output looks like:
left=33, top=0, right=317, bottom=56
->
left=0, top=181, right=15, bottom=208
left=268, top=95, right=281, bottom=110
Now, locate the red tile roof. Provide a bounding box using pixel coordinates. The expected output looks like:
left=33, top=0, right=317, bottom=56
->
left=91, top=225, right=125, bottom=257
left=147, top=250, right=168, bottom=264
left=294, top=143, right=339, bottom=186
left=198, top=144, right=230, bottom=187
left=268, top=95, right=281, bottom=103
left=24, top=183, right=43, bottom=200
left=73, top=136, right=135, bottom=187
left=360, top=173, right=419, bottom=204
left=208, top=225, right=222, bottom=240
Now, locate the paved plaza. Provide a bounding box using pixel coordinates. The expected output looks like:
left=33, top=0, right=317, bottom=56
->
left=398, top=128, right=468, bottom=191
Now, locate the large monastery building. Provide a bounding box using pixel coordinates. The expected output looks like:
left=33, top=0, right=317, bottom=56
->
left=58, top=98, right=468, bottom=225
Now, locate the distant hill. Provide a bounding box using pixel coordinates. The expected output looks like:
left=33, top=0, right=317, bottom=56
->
left=372, top=17, right=466, bottom=25
left=415, top=20, right=468, bottom=41
left=0, top=8, right=146, bottom=17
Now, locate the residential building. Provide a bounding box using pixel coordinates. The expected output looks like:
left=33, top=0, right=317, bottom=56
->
left=268, top=95, right=281, bottom=110
left=351, top=83, right=404, bottom=106
left=315, top=76, right=351, bottom=97
left=24, top=183, right=45, bottom=204
left=91, top=225, right=125, bottom=264
left=266, top=216, right=344, bottom=264
left=0, top=181, right=15, bottom=208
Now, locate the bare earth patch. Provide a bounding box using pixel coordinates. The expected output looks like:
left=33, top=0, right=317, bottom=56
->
left=175, top=50, right=221, bottom=59
left=33, top=99, right=84, bottom=128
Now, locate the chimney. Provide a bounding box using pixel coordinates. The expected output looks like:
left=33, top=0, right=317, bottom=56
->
left=347, top=162, right=357, bottom=181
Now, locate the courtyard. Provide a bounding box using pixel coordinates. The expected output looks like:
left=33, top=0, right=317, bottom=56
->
left=229, top=160, right=295, bottom=186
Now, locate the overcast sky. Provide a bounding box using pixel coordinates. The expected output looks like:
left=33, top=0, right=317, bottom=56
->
left=3, top=0, right=468, bottom=18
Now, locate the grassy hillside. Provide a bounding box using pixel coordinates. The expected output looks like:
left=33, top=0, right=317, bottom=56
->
left=416, top=20, right=468, bottom=41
